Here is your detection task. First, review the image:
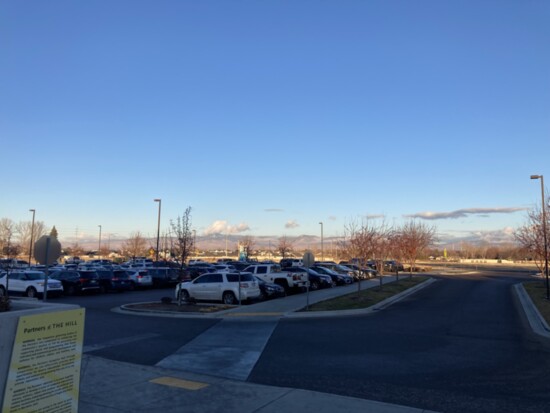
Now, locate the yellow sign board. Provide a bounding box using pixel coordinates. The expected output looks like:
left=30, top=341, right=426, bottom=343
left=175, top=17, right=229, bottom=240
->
left=2, top=308, right=85, bottom=413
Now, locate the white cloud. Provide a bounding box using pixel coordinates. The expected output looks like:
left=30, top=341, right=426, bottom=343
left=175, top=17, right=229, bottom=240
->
left=204, top=220, right=250, bottom=235
left=404, top=207, right=527, bottom=220
left=285, top=220, right=300, bottom=229
left=366, top=214, right=385, bottom=220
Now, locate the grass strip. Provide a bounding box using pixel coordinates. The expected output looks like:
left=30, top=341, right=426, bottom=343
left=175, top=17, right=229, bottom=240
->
left=304, top=276, right=429, bottom=311
left=523, top=281, right=550, bottom=325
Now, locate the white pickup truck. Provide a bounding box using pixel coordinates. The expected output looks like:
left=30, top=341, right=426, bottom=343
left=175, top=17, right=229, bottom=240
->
left=243, top=263, right=308, bottom=291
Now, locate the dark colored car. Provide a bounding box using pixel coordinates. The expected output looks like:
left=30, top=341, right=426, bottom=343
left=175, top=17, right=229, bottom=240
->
left=96, top=269, right=132, bottom=293
left=230, top=261, right=255, bottom=271
left=384, top=260, right=404, bottom=272
left=254, top=276, right=286, bottom=300
left=311, top=266, right=352, bottom=285
left=148, top=267, right=180, bottom=287
left=49, top=270, right=101, bottom=295
left=285, top=267, right=333, bottom=290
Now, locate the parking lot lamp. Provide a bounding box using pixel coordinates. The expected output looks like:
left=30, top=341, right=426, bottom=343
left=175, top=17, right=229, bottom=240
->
left=29, top=209, right=36, bottom=267
left=531, top=175, right=549, bottom=300
left=154, top=199, right=161, bottom=262
left=319, top=222, right=324, bottom=261
left=98, top=225, right=102, bottom=259
left=193, top=229, right=196, bottom=257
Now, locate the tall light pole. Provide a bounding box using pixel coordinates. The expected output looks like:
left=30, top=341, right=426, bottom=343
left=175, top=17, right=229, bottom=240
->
left=319, top=222, right=324, bottom=261
left=193, top=229, right=197, bottom=257
left=531, top=175, right=549, bottom=299
left=154, top=199, right=162, bottom=261
left=98, top=225, right=102, bottom=259
left=28, top=209, right=36, bottom=267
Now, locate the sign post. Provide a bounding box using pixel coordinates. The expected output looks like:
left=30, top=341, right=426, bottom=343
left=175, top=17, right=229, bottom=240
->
left=302, top=251, right=315, bottom=311
left=33, top=236, right=62, bottom=301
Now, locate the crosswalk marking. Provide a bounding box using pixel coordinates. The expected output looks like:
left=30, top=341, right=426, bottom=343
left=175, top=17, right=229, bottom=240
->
left=155, top=319, right=278, bottom=381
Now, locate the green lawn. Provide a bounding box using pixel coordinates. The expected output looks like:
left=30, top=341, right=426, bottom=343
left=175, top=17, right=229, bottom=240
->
left=523, top=281, right=550, bottom=324
left=303, top=276, right=429, bottom=311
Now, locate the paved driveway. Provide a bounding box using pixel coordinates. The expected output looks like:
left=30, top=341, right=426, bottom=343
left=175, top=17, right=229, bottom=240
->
left=249, top=270, right=550, bottom=413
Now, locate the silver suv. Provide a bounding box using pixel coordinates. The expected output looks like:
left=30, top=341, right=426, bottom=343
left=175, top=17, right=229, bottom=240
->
left=175, top=272, right=260, bottom=305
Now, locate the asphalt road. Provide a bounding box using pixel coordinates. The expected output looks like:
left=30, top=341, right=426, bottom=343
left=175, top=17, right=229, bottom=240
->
left=250, top=270, right=550, bottom=413
left=54, top=268, right=550, bottom=413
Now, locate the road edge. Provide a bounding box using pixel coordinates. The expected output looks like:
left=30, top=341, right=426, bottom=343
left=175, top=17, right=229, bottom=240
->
left=284, top=277, right=438, bottom=319
left=514, top=283, right=550, bottom=339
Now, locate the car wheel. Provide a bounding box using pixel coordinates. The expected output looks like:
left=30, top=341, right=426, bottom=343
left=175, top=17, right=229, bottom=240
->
left=27, top=287, right=37, bottom=298
left=222, top=291, right=237, bottom=305
left=310, top=281, right=320, bottom=291
left=260, top=290, right=268, bottom=301
left=179, top=289, right=190, bottom=302
left=0, top=286, right=5, bottom=296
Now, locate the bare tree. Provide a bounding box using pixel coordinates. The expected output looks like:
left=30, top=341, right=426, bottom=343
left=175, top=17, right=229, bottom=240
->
left=0, top=218, right=15, bottom=256
left=15, top=220, right=46, bottom=258
left=122, top=231, right=148, bottom=259
left=278, top=236, right=294, bottom=259
left=239, top=236, right=255, bottom=260
left=515, top=202, right=549, bottom=275
left=170, top=207, right=194, bottom=271
left=342, top=218, right=376, bottom=268
left=395, top=220, right=437, bottom=279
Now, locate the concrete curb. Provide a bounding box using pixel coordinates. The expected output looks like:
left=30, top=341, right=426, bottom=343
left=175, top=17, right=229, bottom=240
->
left=116, top=277, right=437, bottom=320
left=514, top=283, right=550, bottom=339
left=285, top=277, right=437, bottom=318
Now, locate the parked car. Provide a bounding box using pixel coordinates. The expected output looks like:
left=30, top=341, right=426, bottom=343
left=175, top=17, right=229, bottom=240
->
left=0, top=259, right=29, bottom=270
left=279, top=258, right=303, bottom=268
left=315, top=262, right=359, bottom=281
left=175, top=272, right=260, bottom=305
left=340, top=263, right=378, bottom=278
left=229, top=261, right=255, bottom=271
left=186, top=263, right=216, bottom=279
left=285, top=267, right=333, bottom=290
left=213, top=264, right=237, bottom=273
left=147, top=267, right=180, bottom=287
left=0, top=270, right=63, bottom=298
left=95, top=269, right=133, bottom=293
left=125, top=269, right=153, bottom=288
left=49, top=269, right=101, bottom=295
left=384, top=260, right=404, bottom=272
left=311, top=266, right=353, bottom=285
left=254, top=276, right=286, bottom=300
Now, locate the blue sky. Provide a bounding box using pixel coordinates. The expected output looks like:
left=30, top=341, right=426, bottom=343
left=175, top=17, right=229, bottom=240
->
left=2, top=0, right=549, bottom=246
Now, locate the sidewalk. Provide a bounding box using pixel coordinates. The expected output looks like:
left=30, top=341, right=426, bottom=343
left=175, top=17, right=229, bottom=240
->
left=79, top=354, right=438, bottom=413
left=79, top=275, right=439, bottom=412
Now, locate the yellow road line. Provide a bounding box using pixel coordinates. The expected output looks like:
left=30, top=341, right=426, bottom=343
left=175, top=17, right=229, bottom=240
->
left=150, top=376, right=209, bottom=390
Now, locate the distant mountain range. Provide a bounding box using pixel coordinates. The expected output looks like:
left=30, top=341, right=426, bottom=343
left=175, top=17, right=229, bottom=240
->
left=58, top=230, right=517, bottom=253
